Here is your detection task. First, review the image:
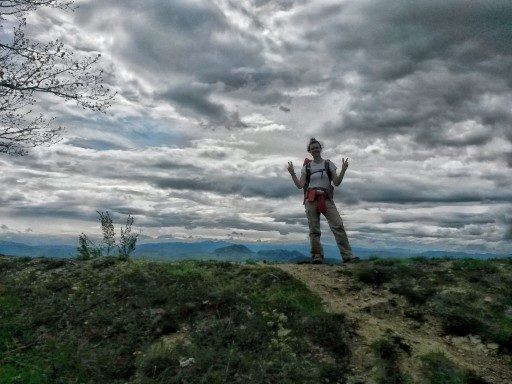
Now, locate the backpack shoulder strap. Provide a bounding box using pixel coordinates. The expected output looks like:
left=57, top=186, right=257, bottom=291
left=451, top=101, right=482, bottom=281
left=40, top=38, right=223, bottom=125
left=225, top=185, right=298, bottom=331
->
left=325, top=159, right=332, bottom=181
left=303, top=160, right=311, bottom=200
left=303, top=159, right=312, bottom=180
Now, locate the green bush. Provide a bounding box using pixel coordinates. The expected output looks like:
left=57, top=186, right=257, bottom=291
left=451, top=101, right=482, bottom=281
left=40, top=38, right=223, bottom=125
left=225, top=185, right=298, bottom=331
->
left=355, top=266, right=393, bottom=286
left=390, top=280, right=437, bottom=305
left=371, top=333, right=411, bottom=384
left=77, top=211, right=138, bottom=260
left=432, top=292, right=485, bottom=336
left=451, top=259, right=499, bottom=273
left=420, top=352, right=487, bottom=384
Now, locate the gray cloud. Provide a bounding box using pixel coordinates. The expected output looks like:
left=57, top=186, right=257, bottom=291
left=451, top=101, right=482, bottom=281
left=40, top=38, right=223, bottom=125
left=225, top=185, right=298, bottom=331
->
left=152, top=175, right=294, bottom=199
left=381, top=212, right=495, bottom=228
left=66, top=138, right=128, bottom=151
left=2, top=0, right=511, bottom=253
left=505, top=226, right=512, bottom=241
left=158, top=83, right=227, bottom=121
left=309, top=0, right=512, bottom=150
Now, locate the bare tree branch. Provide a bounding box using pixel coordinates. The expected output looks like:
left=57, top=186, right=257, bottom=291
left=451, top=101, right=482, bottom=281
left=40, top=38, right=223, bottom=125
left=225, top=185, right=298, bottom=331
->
left=0, top=0, right=115, bottom=156
left=0, top=0, right=74, bottom=15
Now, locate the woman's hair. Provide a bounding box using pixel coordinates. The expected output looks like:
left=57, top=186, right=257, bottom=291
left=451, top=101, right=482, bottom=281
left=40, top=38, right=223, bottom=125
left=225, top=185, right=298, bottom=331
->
left=307, top=137, right=322, bottom=152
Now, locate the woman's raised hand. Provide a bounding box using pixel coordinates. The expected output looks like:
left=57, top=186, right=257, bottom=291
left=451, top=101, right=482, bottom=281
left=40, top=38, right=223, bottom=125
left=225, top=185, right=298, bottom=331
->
left=287, top=161, right=295, bottom=175
left=341, top=158, right=349, bottom=171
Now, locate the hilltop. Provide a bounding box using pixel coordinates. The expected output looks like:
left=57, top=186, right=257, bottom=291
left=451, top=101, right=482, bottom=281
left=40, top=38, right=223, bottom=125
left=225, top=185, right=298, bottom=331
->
left=278, top=260, right=512, bottom=383
left=1, top=255, right=511, bottom=383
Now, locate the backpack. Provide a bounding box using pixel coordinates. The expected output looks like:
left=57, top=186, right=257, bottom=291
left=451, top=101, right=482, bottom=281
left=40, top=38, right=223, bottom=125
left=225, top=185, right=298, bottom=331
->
left=303, top=158, right=334, bottom=200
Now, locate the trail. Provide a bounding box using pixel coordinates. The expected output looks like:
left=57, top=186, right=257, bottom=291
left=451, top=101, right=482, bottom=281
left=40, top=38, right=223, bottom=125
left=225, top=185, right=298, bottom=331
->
left=276, top=263, right=512, bottom=384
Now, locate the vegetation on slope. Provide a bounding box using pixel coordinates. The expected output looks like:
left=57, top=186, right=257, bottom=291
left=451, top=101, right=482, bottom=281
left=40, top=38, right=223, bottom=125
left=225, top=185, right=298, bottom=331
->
left=346, top=257, right=512, bottom=353
left=2, top=255, right=512, bottom=383
left=0, top=256, right=350, bottom=384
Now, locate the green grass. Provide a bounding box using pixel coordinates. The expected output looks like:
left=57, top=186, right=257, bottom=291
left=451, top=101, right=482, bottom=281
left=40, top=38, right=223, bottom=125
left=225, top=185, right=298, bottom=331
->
left=2, top=255, right=511, bottom=382
left=0, top=256, right=351, bottom=383
left=349, top=257, right=512, bottom=353
left=420, top=352, right=487, bottom=384
left=371, top=332, right=411, bottom=384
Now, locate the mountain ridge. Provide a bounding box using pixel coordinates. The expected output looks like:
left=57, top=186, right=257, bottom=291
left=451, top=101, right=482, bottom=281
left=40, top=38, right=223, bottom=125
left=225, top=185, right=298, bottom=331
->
left=0, top=240, right=509, bottom=260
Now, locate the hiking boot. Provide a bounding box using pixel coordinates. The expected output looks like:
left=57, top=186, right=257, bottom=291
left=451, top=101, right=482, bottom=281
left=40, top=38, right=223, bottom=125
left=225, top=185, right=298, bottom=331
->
left=312, top=255, right=324, bottom=264
left=343, top=256, right=360, bottom=264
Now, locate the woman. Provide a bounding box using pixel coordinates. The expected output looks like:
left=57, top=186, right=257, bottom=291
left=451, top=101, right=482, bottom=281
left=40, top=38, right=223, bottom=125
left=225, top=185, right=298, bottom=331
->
left=287, top=138, right=355, bottom=264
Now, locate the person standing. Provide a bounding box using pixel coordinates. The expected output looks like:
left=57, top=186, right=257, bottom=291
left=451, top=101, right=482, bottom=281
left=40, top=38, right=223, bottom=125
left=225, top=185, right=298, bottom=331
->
left=287, top=138, right=356, bottom=264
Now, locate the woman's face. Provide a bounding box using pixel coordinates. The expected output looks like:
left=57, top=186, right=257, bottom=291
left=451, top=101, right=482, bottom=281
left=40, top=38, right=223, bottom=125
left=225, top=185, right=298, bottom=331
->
left=309, top=142, right=322, bottom=156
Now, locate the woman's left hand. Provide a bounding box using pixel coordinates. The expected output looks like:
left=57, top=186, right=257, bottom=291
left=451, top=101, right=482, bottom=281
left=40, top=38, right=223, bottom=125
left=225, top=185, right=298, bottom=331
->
left=341, top=157, right=349, bottom=171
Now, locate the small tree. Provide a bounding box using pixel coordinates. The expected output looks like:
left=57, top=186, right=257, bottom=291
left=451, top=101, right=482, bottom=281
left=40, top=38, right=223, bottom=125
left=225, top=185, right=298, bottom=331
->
left=77, top=211, right=139, bottom=260
left=77, top=232, right=101, bottom=260
left=97, top=211, right=115, bottom=256
left=118, top=214, right=138, bottom=260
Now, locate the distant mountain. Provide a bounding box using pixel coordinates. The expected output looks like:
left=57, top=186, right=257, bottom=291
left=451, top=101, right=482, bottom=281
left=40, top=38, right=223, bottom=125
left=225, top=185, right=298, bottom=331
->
left=0, top=241, right=76, bottom=258
left=418, top=250, right=508, bottom=259
left=256, top=250, right=309, bottom=263
left=0, top=239, right=509, bottom=261
left=213, top=244, right=253, bottom=255
left=133, top=241, right=231, bottom=258
left=210, top=246, right=312, bottom=263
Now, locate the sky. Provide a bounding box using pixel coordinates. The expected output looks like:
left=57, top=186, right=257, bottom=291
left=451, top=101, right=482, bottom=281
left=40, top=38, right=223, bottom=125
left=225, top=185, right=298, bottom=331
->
left=0, top=0, right=511, bottom=254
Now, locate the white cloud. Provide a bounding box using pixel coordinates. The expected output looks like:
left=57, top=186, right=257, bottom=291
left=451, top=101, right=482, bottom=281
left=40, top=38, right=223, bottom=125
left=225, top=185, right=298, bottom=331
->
left=1, top=0, right=511, bottom=254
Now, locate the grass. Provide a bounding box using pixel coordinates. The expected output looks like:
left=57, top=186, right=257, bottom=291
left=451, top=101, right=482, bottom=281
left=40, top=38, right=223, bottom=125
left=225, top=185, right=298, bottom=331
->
left=420, top=352, right=487, bottom=384
left=0, top=256, right=351, bottom=384
left=371, top=332, right=411, bottom=384
left=349, top=257, right=512, bottom=353
left=2, top=254, right=511, bottom=382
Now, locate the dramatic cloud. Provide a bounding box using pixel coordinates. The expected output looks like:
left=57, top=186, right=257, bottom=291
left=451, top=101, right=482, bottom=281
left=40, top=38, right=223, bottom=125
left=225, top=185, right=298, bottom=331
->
left=1, top=0, right=511, bottom=253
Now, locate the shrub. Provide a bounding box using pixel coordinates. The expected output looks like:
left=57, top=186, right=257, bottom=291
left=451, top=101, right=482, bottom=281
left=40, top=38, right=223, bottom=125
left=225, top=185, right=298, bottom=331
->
left=371, top=333, right=411, bottom=384
left=451, top=259, right=498, bottom=273
left=77, top=211, right=139, bottom=260
left=77, top=232, right=102, bottom=260
left=390, top=280, right=437, bottom=305
left=420, top=351, right=487, bottom=384
left=432, top=292, right=485, bottom=337
left=355, top=266, right=393, bottom=286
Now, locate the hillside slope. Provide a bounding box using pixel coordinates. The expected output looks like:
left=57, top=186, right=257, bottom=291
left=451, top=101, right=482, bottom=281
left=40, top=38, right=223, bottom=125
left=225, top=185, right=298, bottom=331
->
left=1, top=256, right=511, bottom=383
left=0, top=256, right=351, bottom=384
left=278, top=260, right=512, bottom=383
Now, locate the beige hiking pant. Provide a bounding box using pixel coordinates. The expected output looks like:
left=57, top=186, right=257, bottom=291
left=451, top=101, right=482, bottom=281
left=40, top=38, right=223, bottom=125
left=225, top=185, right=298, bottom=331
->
left=305, top=199, right=353, bottom=261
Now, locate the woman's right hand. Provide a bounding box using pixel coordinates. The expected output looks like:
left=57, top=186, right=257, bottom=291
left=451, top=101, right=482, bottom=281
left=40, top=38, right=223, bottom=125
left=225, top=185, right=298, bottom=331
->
left=287, top=161, right=295, bottom=175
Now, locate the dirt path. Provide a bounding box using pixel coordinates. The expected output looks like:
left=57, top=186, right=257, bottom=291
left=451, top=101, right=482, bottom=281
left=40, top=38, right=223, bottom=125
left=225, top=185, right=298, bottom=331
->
left=276, top=263, right=512, bottom=384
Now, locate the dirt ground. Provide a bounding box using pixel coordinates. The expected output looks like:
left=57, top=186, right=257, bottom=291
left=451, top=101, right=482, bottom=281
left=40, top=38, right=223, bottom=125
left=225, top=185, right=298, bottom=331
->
left=276, top=263, right=512, bottom=384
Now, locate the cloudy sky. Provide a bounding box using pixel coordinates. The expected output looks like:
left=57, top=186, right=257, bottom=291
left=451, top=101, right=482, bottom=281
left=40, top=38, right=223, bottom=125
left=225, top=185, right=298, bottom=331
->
left=1, top=0, right=511, bottom=253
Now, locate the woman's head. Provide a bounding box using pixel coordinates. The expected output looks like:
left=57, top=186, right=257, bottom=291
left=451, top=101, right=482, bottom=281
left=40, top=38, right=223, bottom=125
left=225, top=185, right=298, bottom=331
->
left=307, top=137, right=322, bottom=153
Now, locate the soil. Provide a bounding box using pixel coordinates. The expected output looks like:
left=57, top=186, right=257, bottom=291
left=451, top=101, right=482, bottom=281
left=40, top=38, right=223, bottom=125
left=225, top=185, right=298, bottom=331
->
left=276, top=263, right=512, bottom=384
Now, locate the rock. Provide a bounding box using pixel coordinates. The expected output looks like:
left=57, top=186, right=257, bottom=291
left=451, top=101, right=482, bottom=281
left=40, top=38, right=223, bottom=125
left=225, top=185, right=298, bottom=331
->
left=451, top=337, right=466, bottom=346
left=487, top=343, right=499, bottom=350
left=277, top=327, right=292, bottom=337
left=468, top=335, right=481, bottom=344
left=150, top=308, right=165, bottom=317
left=179, top=357, right=196, bottom=367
